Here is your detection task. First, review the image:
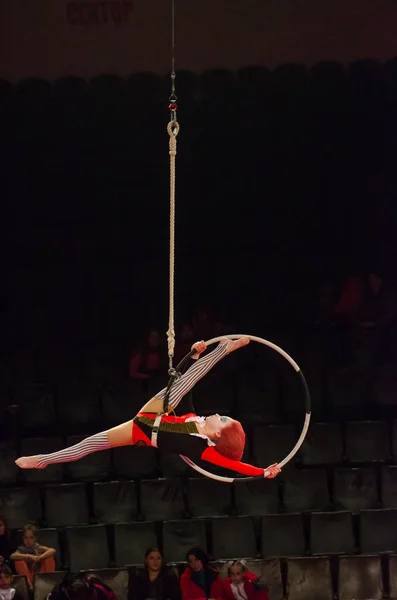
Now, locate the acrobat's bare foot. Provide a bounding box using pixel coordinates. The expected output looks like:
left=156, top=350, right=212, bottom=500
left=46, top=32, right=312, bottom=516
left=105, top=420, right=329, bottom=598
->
left=220, top=337, right=250, bottom=353
left=15, top=455, right=44, bottom=470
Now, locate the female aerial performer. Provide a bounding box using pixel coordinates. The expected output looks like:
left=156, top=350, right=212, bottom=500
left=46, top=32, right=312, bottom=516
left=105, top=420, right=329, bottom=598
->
left=16, top=338, right=281, bottom=479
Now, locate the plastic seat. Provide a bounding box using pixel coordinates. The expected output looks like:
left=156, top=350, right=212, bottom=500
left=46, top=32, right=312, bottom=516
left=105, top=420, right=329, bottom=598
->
left=338, top=555, right=383, bottom=600
left=327, top=368, right=369, bottom=417
left=113, top=446, right=158, bottom=480
left=20, top=438, right=64, bottom=483
left=114, top=522, right=157, bottom=566
left=234, top=478, right=280, bottom=516
left=93, top=481, right=138, bottom=524
left=345, top=421, right=389, bottom=463
left=381, top=466, right=397, bottom=508
left=192, top=373, right=234, bottom=415
left=34, top=572, right=67, bottom=600
left=299, top=422, right=343, bottom=465
left=162, top=519, right=207, bottom=563
left=127, top=72, right=163, bottom=105
left=13, top=575, right=29, bottom=600
left=57, top=382, right=101, bottom=431
left=261, top=513, right=305, bottom=558
left=283, top=469, right=330, bottom=512
left=140, top=479, right=186, bottom=522
left=388, top=554, right=397, bottom=599
left=236, top=372, right=280, bottom=424
left=159, top=453, right=189, bottom=478
left=200, top=69, right=235, bottom=104
left=310, top=511, right=355, bottom=555
left=101, top=380, right=146, bottom=426
left=0, top=487, right=41, bottom=529
left=286, top=557, right=332, bottom=600
left=333, top=468, right=378, bottom=511
left=373, top=366, right=397, bottom=408
left=236, top=66, right=271, bottom=104
left=14, top=383, right=56, bottom=433
left=65, top=525, right=110, bottom=571
left=53, top=76, right=88, bottom=100
left=0, top=441, right=18, bottom=485
left=252, top=425, right=297, bottom=469
left=280, top=368, right=312, bottom=422
left=391, top=421, right=397, bottom=459
left=16, top=78, right=51, bottom=107
left=211, top=516, right=257, bottom=560
left=360, top=508, right=397, bottom=553
left=186, top=478, right=233, bottom=517
left=44, top=483, right=89, bottom=526
left=64, top=435, right=110, bottom=482
left=35, top=529, right=61, bottom=569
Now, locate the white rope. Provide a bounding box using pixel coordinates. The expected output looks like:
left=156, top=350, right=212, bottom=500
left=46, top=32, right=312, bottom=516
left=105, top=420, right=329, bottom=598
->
left=167, top=120, right=180, bottom=367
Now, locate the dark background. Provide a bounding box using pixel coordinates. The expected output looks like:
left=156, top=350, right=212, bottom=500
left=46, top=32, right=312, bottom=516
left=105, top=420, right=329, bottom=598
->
left=2, top=58, right=397, bottom=382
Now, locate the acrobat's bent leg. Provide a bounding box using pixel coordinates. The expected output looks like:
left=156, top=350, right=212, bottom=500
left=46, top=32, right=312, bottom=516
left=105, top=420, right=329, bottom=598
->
left=157, top=341, right=229, bottom=411
left=16, top=419, right=134, bottom=470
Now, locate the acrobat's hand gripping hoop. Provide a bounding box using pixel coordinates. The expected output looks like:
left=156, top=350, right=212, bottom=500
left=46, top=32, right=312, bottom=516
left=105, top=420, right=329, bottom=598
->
left=164, top=334, right=311, bottom=483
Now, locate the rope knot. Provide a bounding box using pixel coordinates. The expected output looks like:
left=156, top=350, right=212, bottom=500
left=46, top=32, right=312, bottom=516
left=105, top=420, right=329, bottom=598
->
left=167, top=121, right=180, bottom=138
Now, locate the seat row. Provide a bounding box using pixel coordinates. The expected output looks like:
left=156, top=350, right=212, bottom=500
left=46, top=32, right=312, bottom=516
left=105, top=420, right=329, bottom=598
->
left=3, top=466, right=397, bottom=528
left=9, top=510, right=397, bottom=572
left=15, top=554, right=397, bottom=600
left=2, top=418, right=397, bottom=485
left=1, top=363, right=397, bottom=434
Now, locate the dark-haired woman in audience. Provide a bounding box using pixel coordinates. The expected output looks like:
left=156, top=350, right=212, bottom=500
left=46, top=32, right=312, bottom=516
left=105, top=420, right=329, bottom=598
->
left=0, top=517, right=13, bottom=567
left=128, top=548, right=180, bottom=600
left=10, top=524, right=55, bottom=589
left=180, top=548, right=223, bottom=600
left=222, top=561, right=269, bottom=600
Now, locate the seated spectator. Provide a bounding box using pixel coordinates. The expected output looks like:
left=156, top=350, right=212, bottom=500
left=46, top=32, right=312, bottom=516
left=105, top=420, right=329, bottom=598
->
left=222, top=561, right=269, bottom=600
left=0, top=517, right=12, bottom=567
left=10, top=523, right=55, bottom=589
left=129, top=329, right=166, bottom=380
left=128, top=547, right=180, bottom=600
left=48, top=573, right=117, bottom=600
left=334, top=272, right=386, bottom=327
left=0, top=565, right=23, bottom=600
left=180, top=548, right=223, bottom=600
left=334, top=271, right=397, bottom=366
left=174, top=324, right=196, bottom=365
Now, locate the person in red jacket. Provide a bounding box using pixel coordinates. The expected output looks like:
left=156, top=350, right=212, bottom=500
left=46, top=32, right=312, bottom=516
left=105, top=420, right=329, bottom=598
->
left=15, top=338, right=281, bottom=480
left=180, top=548, right=223, bottom=600
left=222, top=561, right=269, bottom=600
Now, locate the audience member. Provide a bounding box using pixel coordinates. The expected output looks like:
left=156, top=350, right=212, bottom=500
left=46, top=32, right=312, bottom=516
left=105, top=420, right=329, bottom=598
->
left=128, top=547, right=180, bottom=600
left=10, top=523, right=55, bottom=590
left=0, top=565, right=23, bottom=600
left=222, top=561, right=269, bottom=600
left=334, top=271, right=397, bottom=366
left=48, top=573, right=117, bottom=600
left=180, top=548, right=223, bottom=600
left=129, top=329, right=166, bottom=380
left=0, top=518, right=12, bottom=567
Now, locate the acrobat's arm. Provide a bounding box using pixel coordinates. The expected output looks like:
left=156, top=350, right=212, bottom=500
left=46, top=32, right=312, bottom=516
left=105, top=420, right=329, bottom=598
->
left=201, top=447, right=281, bottom=478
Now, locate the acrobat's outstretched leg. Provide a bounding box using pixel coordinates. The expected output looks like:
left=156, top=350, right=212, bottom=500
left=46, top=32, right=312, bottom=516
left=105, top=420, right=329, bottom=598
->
left=15, top=338, right=250, bottom=470
left=153, top=337, right=250, bottom=412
